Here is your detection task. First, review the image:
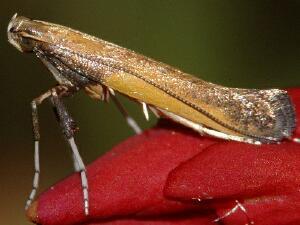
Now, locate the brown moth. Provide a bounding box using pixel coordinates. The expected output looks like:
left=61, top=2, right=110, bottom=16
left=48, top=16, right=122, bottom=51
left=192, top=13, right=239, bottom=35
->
left=7, top=14, right=297, bottom=215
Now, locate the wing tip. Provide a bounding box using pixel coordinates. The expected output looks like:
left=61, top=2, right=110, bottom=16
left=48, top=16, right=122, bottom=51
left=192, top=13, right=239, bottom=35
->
left=268, top=89, right=296, bottom=141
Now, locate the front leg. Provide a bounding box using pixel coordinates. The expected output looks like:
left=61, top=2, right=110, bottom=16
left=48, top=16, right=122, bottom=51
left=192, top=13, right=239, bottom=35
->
left=25, top=90, right=52, bottom=210
left=49, top=88, right=89, bottom=215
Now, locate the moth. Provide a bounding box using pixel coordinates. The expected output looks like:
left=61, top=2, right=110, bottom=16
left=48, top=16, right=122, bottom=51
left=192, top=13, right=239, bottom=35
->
left=8, top=14, right=297, bottom=215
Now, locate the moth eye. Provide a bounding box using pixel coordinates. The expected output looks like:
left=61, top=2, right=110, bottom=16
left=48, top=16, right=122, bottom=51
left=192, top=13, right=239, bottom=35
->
left=9, top=27, right=16, bottom=33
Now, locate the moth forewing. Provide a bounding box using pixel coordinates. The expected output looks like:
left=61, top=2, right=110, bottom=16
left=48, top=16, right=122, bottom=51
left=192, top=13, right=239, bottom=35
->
left=22, top=18, right=294, bottom=143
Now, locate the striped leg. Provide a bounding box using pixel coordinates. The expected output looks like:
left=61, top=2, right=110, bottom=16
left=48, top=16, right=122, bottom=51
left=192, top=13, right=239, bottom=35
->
left=25, top=90, right=52, bottom=210
left=49, top=89, right=89, bottom=215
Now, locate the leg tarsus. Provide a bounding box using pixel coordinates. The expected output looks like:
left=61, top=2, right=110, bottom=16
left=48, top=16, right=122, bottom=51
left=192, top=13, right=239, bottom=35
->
left=68, top=137, right=89, bottom=215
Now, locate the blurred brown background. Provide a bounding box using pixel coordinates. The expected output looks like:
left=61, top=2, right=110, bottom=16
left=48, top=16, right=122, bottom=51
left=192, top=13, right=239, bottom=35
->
left=0, top=1, right=299, bottom=224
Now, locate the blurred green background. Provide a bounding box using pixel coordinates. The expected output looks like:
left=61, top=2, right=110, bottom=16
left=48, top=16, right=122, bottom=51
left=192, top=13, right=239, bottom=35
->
left=1, top=1, right=299, bottom=224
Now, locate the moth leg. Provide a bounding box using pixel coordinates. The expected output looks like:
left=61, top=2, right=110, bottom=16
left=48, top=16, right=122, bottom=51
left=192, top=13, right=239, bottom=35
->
left=141, top=102, right=150, bottom=121
left=71, top=152, right=81, bottom=172
left=49, top=89, right=89, bottom=215
left=68, top=137, right=89, bottom=215
left=109, top=90, right=142, bottom=134
left=214, top=200, right=254, bottom=224
left=25, top=90, right=52, bottom=210
left=148, top=106, right=160, bottom=118
left=158, top=108, right=261, bottom=145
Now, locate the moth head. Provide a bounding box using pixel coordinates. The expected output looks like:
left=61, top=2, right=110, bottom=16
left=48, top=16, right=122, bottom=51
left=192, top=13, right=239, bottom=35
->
left=8, top=13, right=43, bottom=52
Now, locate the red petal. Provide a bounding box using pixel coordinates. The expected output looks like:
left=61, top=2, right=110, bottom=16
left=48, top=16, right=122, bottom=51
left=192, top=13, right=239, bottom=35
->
left=165, top=141, right=300, bottom=224
left=165, top=141, right=300, bottom=200
left=83, top=214, right=216, bottom=225
left=29, top=121, right=216, bottom=225
left=214, top=194, right=300, bottom=225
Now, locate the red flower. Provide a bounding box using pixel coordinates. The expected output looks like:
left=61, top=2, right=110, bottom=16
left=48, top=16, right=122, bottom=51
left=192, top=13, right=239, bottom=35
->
left=27, top=89, right=300, bottom=225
